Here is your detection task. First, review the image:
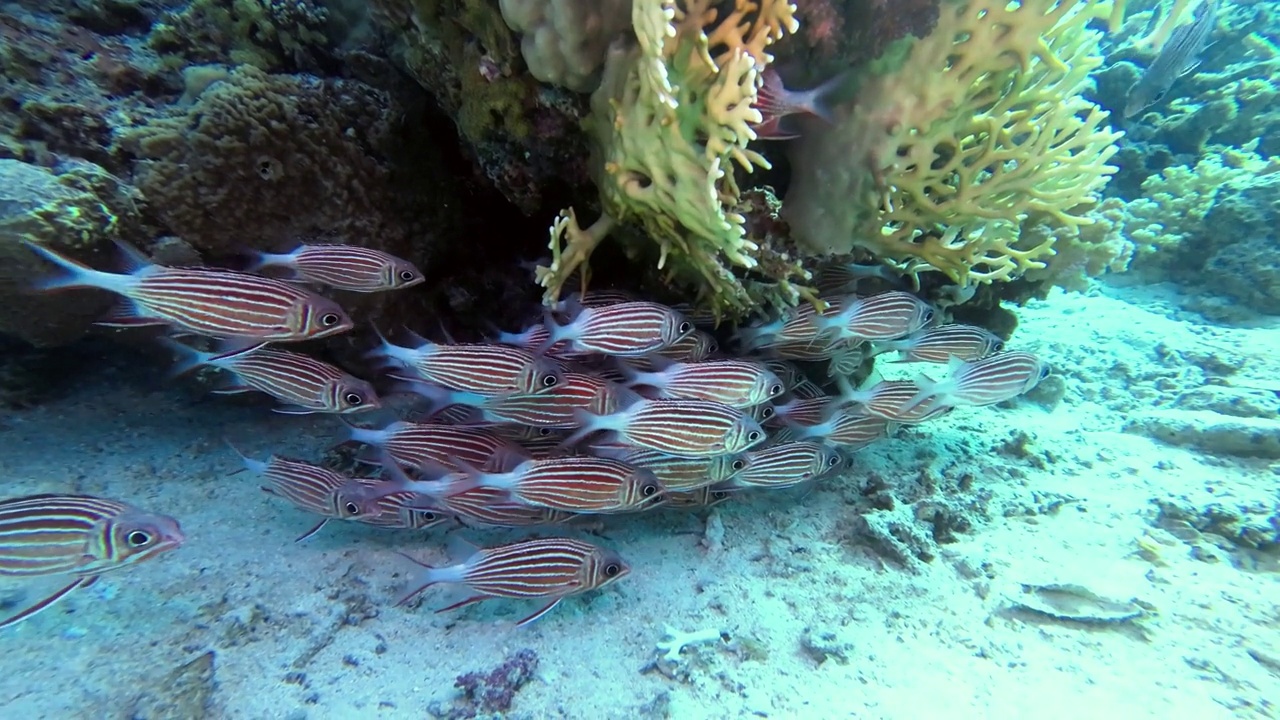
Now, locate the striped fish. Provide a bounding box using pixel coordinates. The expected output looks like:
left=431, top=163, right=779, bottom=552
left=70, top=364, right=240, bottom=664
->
left=872, top=324, right=1004, bottom=364
left=568, top=398, right=767, bottom=458
left=665, top=487, right=733, bottom=509
left=650, top=330, right=718, bottom=363
left=770, top=396, right=836, bottom=428
left=1124, top=0, right=1219, bottom=118
left=444, top=456, right=668, bottom=514
left=396, top=537, right=630, bottom=626
left=0, top=494, right=184, bottom=629
left=249, top=244, right=424, bottom=292
left=764, top=334, right=863, bottom=363
left=542, top=301, right=693, bottom=357
left=24, top=241, right=354, bottom=341
left=670, top=302, right=722, bottom=330
left=162, top=339, right=380, bottom=415
left=725, top=441, right=842, bottom=490
left=840, top=379, right=953, bottom=424
left=622, top=359, right=785, bottom=408
left=437, top=487, right=578, bottom=528
left=233, top=449, right=381, bottom=540
left=812, top=260, right=904, bottom=297
left=736, top=299, right=843, bottom=351
left=345, top=421, right=529, bottom=473
left=785, top=406, right=890, bottom=450
left=814, top=291, right=934, bottom=341
left=595, top=446, right=748, bottom=492
left=371, top=335, right=563, bottom=396
left=349, top=478, right=453, bottom=531
left=903, top=352, right=1049, bottom=414
left=400, top=373, right=625, bottom=429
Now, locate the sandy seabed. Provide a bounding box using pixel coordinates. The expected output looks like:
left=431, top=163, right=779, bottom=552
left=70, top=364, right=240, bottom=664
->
left=0, top=283, right=1277, bottom=719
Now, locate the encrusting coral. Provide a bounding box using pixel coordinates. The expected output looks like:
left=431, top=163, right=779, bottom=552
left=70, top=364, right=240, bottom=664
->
left=536, top=0, right=815, bottom=320
left=785, top=0, right=1126, bottom=288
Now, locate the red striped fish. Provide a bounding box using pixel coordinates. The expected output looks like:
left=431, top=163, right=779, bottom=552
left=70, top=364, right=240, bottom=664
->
left=445, top=456, right=667, bottom=514
left=652, top=330, right=718, bottom=363
left=736, top=299, right=843, bottom=351
left=769, top=396, right=835, bottom=427
left=567, top=398, right=767, bottom=458
left=784, top=407, right=890, bottom=450
left=0, top=494, right=184, bottom=629
left=542, top=301, right=693, bottom=357
left=24, top=241, right=354, bottom=341
left=764, top=334, right=863, bottom=363
left=345, top=421, right=528, bottom=473
left=903, top=352, right=1049, bottom=414
left=840, top=379, right=953, bottom=424
left=372, top=335, right=563, bottom=396
left=873, top=324, right=1004, bottom=363
left=350, top=479, right=453, bottom=531
left=249, top=244, right=424, bottom=292
left=814, top=291, right=934, bottom=341
left=437, top=486, right=578, bottom=528
left=162, top=339, right=380, bottom=415
left=622, top=359, right=785, bottom=408
left=726, top=441, right=842, bottom=490
left=400, top=373, right=625, bottom=429
left=234, top=449, right=381, bottom=540
left=595, top=446, right=747, bottom=492
left=396, top=537, right=630, bottom=626
left=665, top=487, right=733, bottom=509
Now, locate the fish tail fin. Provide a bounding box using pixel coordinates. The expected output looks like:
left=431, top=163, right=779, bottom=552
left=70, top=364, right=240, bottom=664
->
left=801, top=70, right=852, bottom=125
left=393, top=552, right=448, bottom=606
left=21, top=241, right=127, bottom=293
left=899, top=375, right=942, bottom=415
left=243, top=249, right=295, bottom=273
left=156, top=337, right=217, bottom=378
left=225, top=440, right=268, bottom=476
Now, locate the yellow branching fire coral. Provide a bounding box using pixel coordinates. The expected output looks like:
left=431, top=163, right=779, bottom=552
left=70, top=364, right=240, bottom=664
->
left=785, top=0, right=1126, bottom=286
left=536, top=0, right=811, bottom=318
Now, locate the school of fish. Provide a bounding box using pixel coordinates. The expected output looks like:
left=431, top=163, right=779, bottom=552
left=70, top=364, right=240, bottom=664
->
left=3, top=242, right=1048, bottom=629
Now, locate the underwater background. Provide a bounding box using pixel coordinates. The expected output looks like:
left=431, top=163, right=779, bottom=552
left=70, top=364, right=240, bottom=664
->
left=0, top=0, right=1278, bottom=717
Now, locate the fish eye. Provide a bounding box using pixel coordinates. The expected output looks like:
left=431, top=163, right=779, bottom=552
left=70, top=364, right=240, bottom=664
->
left=1039, top=365, right=1052, bottom=379
left=828, top=455, right=842, bottom=467
left=321, top=313, right=341, bottom=327
left=345, top=393, right=364, bottom=405
left=759, top=406, right=775, bottom=420
left=922, top=308, right=935, bottom=323
left=678, top=321, right=693, bottom=334
left=642, top=484, right=659, bottom=497
left=708, top=342, right=719, bottom=354
left=711, top=491, right=729, bottom=500
left=126, top=530, right=152, bottom=547
left=399, top=270, right=416, bottom=281
left=418, top=510, right=437, bottom=521
left=769, top=383, right=784, bottom=396
left=604, top=563, right=621, bottom=577
left=542, top=375, right=558, bottom=387
left=731, top=459, right=746, bottom=471
left=747, top=431, right=761, bottom=442
left=992, top=341, right=1005, bottom=353
left=344, top=501, right=361, bottom=515
left=538, top=427, right=554, bottom=436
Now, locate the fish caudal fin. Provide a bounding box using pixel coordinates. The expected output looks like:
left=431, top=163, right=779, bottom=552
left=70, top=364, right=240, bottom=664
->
left=21, top=241, right=132, bottom=295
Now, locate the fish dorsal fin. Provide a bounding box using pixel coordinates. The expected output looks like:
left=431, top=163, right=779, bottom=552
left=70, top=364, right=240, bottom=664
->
left=111, top=240, right=156, bottom=274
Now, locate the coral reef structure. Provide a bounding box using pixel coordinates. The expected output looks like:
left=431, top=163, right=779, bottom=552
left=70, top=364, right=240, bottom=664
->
left=786, top=0, right=1125, bottom=288
left=536, top=0, right=814, bottom=320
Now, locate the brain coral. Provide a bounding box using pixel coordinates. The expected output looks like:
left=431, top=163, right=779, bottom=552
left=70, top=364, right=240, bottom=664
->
left=120, top=65, right=423, bottom=259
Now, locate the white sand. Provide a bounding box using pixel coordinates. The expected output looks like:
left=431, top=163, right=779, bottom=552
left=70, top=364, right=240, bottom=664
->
left=0, top=284, right=1276, bottom=719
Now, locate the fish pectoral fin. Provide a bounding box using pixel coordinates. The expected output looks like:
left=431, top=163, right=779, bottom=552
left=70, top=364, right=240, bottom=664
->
left=293, top=518, right=328, bottom=542
left=515, top=597, right=564, bottom=627
left=0, top=576, right=97, bottom=630
left=271, top=405, right=318, bottom=415
left=96, top=299, right=168, bottom=328
left=435, top=595, right=490, bottom=614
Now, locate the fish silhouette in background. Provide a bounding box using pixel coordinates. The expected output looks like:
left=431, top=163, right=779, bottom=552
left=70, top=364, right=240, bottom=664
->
left=1124, top=0, right=1220, bottom=118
